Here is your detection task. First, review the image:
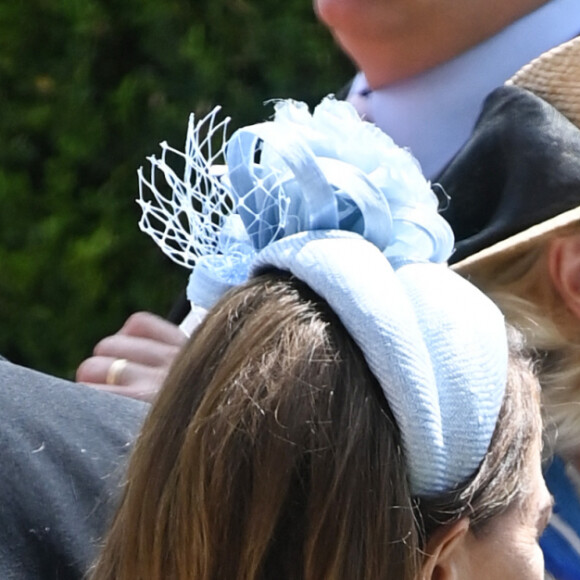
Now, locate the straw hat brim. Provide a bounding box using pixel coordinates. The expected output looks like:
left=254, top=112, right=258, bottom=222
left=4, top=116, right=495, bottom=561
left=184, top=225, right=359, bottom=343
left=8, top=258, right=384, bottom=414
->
left=452, top=206, right=580, bottom=275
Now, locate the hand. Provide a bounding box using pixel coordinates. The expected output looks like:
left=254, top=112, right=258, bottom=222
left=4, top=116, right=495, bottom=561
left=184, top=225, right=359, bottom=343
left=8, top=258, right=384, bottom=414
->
left=76, top=312, right=187, bottom=402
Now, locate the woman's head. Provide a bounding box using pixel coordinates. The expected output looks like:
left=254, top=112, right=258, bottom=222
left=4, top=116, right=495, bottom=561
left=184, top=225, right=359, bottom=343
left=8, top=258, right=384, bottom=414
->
left=463, top=228, right=580, bottom=457
left=105, top=96, right=551, bottom=579
left=91, top=272, right=546, bottom=580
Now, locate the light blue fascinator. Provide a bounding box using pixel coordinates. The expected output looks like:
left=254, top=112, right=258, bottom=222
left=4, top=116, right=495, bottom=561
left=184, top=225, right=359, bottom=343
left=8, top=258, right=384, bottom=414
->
left=137, top=97, right=507, bottom=497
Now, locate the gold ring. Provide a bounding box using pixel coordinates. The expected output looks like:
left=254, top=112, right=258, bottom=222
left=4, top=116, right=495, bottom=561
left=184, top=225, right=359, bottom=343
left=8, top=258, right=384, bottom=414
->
left=106, top=358, right=128, bottom=386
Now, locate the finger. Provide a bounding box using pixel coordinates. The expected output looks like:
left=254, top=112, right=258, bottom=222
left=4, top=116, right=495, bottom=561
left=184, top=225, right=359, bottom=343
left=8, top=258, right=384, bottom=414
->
left=76, top=356, right=168, bottom=393
left=118, top=312, right=187, bottom=345
left=92, top=334, right=183, bottom=367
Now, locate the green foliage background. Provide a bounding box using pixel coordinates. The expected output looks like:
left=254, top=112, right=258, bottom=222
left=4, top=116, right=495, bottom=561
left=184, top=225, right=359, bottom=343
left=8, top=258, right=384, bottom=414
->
left=0, top=0, right=353, bottom=378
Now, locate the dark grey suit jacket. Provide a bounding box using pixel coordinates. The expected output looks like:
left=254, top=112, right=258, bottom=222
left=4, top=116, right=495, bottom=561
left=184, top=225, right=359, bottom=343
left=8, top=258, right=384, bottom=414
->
left=0, top=359, right=147, bottom=579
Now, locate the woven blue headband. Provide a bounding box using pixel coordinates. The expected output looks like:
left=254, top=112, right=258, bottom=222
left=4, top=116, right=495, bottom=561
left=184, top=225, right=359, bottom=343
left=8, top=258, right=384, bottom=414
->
left=138, top=97, right=507, bottom=497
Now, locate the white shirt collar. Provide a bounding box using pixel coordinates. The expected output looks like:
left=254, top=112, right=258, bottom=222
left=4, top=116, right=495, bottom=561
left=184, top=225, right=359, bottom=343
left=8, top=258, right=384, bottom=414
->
left=350, top=0, right=580, bottom=178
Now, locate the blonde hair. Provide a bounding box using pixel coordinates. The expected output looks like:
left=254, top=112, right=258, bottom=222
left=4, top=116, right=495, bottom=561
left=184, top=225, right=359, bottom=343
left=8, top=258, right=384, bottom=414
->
left=464, top=232, right=580, bottom=456
left=90, top=272, right=540, bottom=580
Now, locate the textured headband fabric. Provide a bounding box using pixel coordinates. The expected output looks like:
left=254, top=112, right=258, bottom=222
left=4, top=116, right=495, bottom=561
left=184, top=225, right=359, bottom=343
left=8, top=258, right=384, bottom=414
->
left=253, top=231, right=506, bottom=495
left=137, top=97, right=508, bottom=497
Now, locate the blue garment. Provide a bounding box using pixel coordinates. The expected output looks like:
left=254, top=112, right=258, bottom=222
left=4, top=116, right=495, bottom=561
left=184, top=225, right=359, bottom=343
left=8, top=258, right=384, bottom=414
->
left=542, top=456, right=580, bottom=579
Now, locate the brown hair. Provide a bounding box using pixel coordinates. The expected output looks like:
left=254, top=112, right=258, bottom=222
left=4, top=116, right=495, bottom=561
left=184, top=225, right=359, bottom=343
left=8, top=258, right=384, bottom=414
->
left=90, top=271, right=540, bottom=580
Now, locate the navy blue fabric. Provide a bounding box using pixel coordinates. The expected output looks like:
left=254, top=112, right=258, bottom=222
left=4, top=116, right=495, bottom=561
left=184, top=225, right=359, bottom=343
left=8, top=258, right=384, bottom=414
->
left=437, top=85, right=580, bottom=264
left=542, top=456, right=580, bottom=580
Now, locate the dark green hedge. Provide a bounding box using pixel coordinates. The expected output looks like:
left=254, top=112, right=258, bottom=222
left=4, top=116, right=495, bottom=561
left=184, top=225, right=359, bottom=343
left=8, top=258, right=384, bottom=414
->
left=0, top=0, right=353, bottom=378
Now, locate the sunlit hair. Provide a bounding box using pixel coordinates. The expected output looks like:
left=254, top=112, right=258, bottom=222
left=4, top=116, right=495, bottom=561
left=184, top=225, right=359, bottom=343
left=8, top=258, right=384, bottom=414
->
left=90, top=271, right=540, bottom=580
left=463, top=229, right=580, bottom=457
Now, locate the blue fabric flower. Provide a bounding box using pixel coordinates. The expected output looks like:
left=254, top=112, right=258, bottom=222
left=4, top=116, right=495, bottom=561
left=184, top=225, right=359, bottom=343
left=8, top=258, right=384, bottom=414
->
left=227, top=97, right=453, bottom=263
